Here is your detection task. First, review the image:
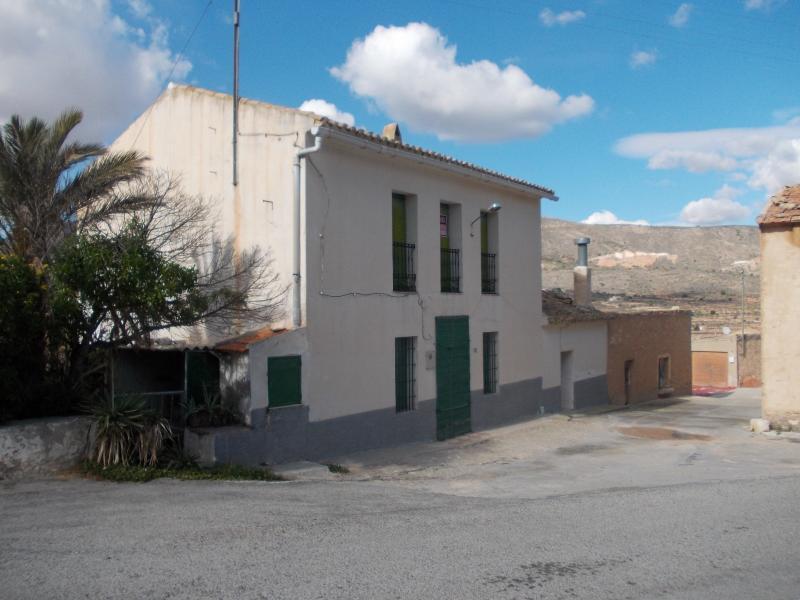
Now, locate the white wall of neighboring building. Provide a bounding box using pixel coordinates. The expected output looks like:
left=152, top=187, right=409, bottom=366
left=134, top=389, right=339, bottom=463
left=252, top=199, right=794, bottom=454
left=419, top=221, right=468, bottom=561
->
left=761, top=226, right=800, bottom=426
left=541, top=322, right=608, bottom=390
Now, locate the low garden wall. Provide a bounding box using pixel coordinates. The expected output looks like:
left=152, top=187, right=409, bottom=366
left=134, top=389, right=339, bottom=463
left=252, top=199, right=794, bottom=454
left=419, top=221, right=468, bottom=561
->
left=0, top=416, right=92, bottom=479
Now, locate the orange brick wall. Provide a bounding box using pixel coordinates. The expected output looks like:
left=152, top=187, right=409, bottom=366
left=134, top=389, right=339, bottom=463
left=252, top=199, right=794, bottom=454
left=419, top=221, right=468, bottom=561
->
left=607, top=312, right=692, bottom=405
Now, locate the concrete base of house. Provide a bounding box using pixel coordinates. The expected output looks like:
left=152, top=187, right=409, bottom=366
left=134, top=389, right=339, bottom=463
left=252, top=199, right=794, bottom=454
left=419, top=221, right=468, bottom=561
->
left=0, top=416, right=92, bottom=479
left=185, top=375, right=610, bottom=466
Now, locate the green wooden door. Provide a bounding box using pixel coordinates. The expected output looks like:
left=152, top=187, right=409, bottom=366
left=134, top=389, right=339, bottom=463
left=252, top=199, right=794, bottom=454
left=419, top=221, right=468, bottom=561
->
left=268, top=356, right=302, bottom=408
left=435, top=316, right=471, bottom=440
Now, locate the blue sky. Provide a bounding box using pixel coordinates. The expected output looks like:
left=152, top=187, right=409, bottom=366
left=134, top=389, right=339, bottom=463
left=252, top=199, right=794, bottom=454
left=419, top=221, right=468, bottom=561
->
left=2, top=0, right=798, bottom=226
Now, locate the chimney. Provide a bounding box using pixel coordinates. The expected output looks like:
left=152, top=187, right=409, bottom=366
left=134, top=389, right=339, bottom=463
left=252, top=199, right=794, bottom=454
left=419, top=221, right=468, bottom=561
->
left=574, top=237, right=592, bottom=306
left=382, top=123, right=403, bottom=143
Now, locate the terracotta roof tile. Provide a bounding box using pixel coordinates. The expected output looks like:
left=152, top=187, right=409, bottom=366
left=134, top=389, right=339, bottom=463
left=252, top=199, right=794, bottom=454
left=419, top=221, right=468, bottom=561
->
left=758, top=185, right=800, bottom=228
left=542, top=289, right=610, bottom=324
left=214, top=327, right=287, bottom=353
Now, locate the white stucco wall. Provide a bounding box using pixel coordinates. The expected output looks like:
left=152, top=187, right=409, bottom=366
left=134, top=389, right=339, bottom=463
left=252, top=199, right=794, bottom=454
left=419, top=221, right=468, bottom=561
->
left=299, top=138, right=547, bottom=421
left=541, top=322, right=608, bottom=390
left=761, top=226, right=800, bottom=426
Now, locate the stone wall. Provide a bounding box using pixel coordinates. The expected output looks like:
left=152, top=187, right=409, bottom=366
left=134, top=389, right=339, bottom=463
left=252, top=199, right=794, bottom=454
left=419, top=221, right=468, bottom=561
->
left=607, top=312, right=692, bottom=405
left=0, top=416, right=91, bottom=479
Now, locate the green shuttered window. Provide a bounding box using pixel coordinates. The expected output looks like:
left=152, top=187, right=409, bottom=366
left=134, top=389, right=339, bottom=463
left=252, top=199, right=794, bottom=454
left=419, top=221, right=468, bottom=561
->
left=483, top=332, right=498, bottom=394
left=395, top=337, right=416, bottom=412
left=268, top=355, right=301, bottom=408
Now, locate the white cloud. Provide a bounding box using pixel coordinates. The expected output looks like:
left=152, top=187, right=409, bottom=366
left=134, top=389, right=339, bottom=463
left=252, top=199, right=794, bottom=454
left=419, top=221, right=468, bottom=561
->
left=669, top=3, right=693, bottom=27
left=748, top=139, right=800, bottom=191
left=615, top=122, right=800, bottom=192
left=298, top=99, right=355, bottom=127
left=744, top=0, right=784, bottom=10
left=630, top=50, right=658, bottom=69
left=0, top=0, right=191, bottom=142
left=128, top=0, right=152, bottom=19
left=648, top=150, right=739, bottom=173
left=539, top=8, right=586, bottom=27
left=582, top=210, right=649, bottom=225
left=330, top=22, right=594, bottom=142
left=679, top=185, right=751, bottom=225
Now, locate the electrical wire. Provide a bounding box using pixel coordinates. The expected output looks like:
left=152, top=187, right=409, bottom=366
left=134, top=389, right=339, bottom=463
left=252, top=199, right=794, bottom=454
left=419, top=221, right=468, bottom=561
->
left=306, top=155, right=433, bottom=340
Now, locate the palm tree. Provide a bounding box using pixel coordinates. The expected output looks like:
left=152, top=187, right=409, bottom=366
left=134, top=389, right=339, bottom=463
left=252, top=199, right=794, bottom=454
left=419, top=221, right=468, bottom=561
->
left=0, top=109, right=150, bottom=262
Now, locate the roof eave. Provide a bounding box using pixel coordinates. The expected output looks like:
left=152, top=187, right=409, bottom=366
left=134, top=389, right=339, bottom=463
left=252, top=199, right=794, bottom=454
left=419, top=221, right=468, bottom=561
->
left=315, top=124, right=558, bottom=201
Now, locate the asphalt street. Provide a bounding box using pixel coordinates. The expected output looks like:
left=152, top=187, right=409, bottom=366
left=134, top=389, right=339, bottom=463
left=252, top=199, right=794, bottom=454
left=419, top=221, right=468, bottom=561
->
left=2, top=389, right=799, bottom=600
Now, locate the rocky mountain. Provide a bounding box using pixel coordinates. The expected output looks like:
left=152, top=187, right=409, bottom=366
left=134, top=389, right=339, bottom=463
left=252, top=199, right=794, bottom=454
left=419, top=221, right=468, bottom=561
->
left=542, top=218, right=760, bottom=297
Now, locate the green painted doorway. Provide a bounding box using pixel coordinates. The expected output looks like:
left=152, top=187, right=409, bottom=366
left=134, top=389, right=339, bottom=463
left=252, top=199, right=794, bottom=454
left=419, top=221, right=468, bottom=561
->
left=435, top=316, right=471, bottom=440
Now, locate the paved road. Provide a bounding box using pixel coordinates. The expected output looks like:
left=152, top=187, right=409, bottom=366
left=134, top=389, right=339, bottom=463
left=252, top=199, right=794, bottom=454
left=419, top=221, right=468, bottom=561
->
left=2, top=390, right=800, bottom=599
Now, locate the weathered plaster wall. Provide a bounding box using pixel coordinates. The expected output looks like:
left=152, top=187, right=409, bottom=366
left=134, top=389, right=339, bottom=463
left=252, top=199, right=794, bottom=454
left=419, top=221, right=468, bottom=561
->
left=0, top=417, right=91, bottom=479
left=760, top=226, right=800, bottom=427
left=607, top=312, right=692, bottom=405
left=110, top=85, right=318, bottom=341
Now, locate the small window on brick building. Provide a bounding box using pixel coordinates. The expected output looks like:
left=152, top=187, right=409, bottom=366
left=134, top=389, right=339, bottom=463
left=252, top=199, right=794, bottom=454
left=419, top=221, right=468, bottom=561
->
left=658, top=356, right=670, bottom=390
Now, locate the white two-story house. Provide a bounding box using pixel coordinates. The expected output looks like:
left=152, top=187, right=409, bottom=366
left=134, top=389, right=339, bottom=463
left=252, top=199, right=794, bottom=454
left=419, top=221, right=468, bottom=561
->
left=112, top=85, right=608, bottom=464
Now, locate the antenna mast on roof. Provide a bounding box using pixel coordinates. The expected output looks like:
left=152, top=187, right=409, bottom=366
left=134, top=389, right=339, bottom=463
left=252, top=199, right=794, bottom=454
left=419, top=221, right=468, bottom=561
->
left=232, top=0, right=240, bottom=186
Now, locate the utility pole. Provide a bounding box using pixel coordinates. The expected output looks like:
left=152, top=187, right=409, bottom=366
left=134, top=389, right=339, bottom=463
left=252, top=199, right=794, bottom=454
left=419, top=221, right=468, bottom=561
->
left=740, top=268, right=746, bottom=356
left=232, top=0, right=240, bottom=187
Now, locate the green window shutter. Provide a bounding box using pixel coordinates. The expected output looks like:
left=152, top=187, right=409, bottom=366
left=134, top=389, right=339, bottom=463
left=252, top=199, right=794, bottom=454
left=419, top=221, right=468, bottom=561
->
left=268, top=355, right=301, bottom=408
left=392, top=194, right=406, bottom=243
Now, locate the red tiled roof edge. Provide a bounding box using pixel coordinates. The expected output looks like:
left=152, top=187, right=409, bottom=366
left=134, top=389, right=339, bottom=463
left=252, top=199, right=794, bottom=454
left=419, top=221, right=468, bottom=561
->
left=758, top=185, right=800, bottom=228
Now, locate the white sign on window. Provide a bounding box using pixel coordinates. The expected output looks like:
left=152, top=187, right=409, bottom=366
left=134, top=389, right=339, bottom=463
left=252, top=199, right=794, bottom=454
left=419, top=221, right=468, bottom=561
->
left=440, top=215, right=448, bottom=237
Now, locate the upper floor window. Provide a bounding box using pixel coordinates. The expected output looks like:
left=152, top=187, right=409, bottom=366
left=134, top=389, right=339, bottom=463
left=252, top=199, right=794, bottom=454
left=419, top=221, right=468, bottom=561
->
left=480, top=211, right=498, bottom=294
left=440, top=203, right=461, bottom=293
left=392, top=193, right=416, bottom=292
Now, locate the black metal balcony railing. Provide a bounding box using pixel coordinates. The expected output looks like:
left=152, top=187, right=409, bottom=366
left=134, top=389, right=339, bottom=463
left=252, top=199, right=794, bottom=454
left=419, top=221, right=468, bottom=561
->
left=440, top=247, right=461, bottom=293
left=481, top=252, right=497, bottom=294
left=393, top=242, right=416, bottom=292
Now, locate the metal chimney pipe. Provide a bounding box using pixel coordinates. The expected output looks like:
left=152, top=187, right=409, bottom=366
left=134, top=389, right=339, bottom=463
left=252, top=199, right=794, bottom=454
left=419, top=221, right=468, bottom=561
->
left=575, top=237, right=590, bottom=266
left=574, top=237, right=592, bottom=306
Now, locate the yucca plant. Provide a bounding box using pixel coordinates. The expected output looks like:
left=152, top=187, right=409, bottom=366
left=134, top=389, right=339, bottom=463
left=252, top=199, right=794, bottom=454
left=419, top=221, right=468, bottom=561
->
left=137, top=414, right=173, bottom=467
left=88, top=395, right=172, bottom=467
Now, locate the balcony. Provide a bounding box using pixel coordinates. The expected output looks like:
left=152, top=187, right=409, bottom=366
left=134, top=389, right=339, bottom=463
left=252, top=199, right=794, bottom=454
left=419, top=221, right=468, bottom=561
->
left=481, top=252, right=497, bottom=294
left=393, top=241, right=416, bottom=292
left=440, top=247, right=461, bottom=293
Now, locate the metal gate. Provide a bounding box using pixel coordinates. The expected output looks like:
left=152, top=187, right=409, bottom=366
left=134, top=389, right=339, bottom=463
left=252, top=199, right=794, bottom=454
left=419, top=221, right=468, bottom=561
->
left=692, top=351, right=728, bottom=388
left=435, top=316, right=471, bottom=440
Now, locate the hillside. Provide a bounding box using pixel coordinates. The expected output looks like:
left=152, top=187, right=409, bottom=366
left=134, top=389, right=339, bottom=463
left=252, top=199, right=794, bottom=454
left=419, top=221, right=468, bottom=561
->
left=541, top=218, right=761, bottom=335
